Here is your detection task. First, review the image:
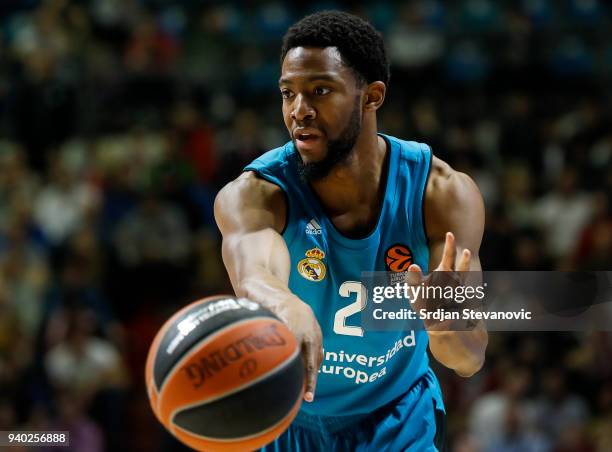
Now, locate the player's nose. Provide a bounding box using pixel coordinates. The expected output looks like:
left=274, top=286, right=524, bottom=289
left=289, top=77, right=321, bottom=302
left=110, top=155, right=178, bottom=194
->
left=291, top=94, right=316, bottom=122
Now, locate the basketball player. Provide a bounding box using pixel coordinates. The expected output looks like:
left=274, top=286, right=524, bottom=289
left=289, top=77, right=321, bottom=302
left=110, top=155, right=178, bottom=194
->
left=215, top=11, right=487, bottom=451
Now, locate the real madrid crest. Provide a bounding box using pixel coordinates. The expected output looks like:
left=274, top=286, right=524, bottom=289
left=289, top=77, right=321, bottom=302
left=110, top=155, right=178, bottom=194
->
left=297, top=248, right=326, bottom=282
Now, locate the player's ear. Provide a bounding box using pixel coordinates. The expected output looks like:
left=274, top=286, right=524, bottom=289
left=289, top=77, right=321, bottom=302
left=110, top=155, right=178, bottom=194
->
left=363, top=81, right=386, bottom=112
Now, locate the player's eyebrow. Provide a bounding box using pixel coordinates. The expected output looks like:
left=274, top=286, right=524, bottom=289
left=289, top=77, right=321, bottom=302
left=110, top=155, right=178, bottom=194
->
left=278, top=73, right=341, bottom=85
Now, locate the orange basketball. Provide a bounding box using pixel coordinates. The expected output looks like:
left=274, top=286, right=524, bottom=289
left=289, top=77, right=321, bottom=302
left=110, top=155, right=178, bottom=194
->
left=145, top=295, right=304, bottom=451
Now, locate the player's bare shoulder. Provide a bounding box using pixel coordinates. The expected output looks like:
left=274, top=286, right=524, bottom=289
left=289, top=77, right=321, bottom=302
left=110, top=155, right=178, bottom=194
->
left=214, top=171, right=287, bottom=234
left=426, top=156, right=479, bottom=200
left=424, top=156, right=484, bottom=240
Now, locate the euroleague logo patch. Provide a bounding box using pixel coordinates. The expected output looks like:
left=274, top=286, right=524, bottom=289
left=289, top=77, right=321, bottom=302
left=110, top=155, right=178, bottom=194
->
left=385, top=244, right=414, bottom=272
left=297, top=248, right=326, bottom=282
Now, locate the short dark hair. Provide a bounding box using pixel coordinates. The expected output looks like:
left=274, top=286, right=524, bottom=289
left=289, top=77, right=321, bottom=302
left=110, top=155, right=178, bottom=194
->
left=280, top=11, right=390, bottom=87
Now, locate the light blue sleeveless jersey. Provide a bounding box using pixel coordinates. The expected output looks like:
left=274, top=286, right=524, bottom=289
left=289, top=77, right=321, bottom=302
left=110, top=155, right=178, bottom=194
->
left=244, top=134, right=444, bottom=418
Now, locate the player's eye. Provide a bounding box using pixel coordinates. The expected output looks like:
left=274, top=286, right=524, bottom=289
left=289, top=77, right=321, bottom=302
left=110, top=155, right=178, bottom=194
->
left=280, top=89, right=294, bottom=99
left=314, top=87, right=331, bottom=96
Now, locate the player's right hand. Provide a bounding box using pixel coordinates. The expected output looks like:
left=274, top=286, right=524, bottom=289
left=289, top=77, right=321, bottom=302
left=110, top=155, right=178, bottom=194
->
left=275, top=299, right=323, bottom=402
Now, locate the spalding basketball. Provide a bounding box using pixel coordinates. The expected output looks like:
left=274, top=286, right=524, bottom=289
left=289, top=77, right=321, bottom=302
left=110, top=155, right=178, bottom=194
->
left=145, top=295, right=304, bottom=451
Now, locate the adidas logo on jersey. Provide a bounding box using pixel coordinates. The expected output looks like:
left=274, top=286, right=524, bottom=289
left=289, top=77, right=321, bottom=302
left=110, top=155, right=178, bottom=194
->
left=305, top=219, right=322, bottom=235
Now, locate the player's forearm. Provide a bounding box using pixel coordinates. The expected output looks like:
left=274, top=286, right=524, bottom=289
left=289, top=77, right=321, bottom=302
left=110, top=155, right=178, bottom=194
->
left=236, top=269, right=304, bottom=317
left=428, top=323, right=487, bottom=377
left=220, top=228, right=304, bottom=318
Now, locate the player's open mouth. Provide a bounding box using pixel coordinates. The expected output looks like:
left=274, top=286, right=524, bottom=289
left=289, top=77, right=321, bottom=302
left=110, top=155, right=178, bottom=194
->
left=295, top=134, right=322, bottom=151
left=293, top=127, right=323, bottom=152
left=297, top=133, right=313, bottom=141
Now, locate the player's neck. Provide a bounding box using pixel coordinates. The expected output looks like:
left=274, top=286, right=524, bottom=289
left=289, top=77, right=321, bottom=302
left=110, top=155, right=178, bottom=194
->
left=310, top=128, right=388, bottom=233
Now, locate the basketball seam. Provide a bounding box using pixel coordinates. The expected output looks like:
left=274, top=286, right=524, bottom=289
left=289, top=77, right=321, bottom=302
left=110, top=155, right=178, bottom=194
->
left=157, top=316, right=275, bottom=395
left=156, top=317, right=293, bottom=414
left=149, top=295, right=234, bottom=393
left=169, top=346, right=300, bottom=423
left=170, top=387, right=302, bottom=443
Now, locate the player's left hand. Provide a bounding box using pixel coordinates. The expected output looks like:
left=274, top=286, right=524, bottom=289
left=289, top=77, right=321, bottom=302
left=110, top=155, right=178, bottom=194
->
left=406, top=232, right=476, bottom=331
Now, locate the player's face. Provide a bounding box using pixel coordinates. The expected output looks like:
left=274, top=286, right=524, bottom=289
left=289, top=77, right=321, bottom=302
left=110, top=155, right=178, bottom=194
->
left=280, top=47, right=364, bottom=181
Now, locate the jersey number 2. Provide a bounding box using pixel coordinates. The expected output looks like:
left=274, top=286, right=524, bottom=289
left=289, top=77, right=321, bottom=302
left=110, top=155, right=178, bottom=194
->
left=333, top=281, right=367, bottom=337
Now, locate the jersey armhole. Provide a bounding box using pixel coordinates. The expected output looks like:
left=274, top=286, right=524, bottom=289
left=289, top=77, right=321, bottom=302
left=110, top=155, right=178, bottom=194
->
left=241, top=169, right=291, bottom=237
left=420, top=145, right=433, bottom=247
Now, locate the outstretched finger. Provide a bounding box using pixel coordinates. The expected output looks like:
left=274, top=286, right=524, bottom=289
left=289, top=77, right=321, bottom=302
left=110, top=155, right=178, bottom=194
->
left=457, top=248, right=471, bottom=273
left=440, top=232, right=457, bottom=270
left=302, top=341, right=321, bottom=402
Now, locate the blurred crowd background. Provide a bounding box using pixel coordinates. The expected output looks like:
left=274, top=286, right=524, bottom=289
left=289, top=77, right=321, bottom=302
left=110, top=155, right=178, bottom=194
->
left=0, top=0, right=611, bottom=451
